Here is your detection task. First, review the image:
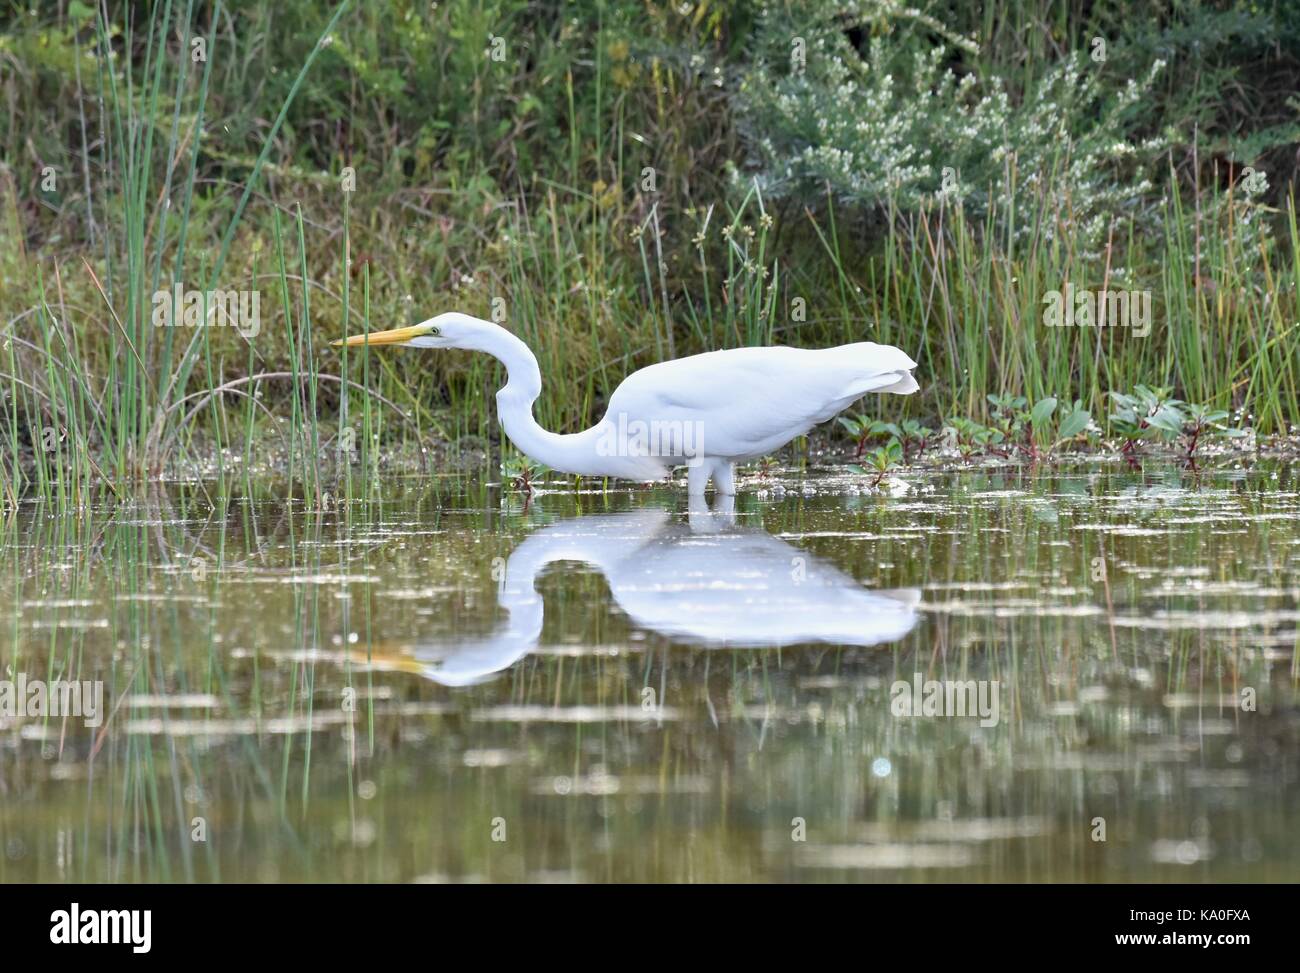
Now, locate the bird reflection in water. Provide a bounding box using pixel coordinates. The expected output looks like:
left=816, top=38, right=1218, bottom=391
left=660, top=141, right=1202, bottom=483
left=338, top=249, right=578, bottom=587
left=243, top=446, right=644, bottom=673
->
left=356, top=495, right=920, bottom=686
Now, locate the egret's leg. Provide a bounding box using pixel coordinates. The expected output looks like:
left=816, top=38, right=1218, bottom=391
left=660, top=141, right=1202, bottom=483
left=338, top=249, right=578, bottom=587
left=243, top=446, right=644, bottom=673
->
left=687, top=490, right=735, bottom=532
left=687, top=461, right=710, bottom=497
left=686, top=491, right=711, bottom=519
left=710, top=491, right=736, bottom=526
left=712, top=459, right=736, bottom=496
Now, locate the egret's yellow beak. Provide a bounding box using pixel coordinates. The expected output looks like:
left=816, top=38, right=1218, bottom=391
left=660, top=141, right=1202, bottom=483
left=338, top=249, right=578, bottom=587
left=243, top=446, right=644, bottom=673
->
left=331, top=324, right=427, bottom=348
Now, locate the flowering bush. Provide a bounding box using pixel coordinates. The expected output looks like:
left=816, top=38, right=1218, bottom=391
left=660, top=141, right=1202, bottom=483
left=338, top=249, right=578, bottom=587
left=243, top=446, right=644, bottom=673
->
left=735, top=1, right=1195, bottom=257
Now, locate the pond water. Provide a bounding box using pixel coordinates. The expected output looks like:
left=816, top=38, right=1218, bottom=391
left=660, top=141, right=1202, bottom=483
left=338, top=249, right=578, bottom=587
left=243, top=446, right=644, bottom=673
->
left=1, top=463, right=1296, bottom=882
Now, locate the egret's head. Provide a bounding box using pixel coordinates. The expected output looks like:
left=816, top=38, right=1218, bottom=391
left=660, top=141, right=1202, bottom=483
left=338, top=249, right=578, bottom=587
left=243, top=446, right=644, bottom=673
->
left=331, top=312, right=495, bottom=351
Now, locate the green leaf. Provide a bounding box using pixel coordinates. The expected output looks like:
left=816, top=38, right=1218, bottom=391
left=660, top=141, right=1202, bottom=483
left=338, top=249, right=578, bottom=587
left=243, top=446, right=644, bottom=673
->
left=1058, top=408, right=1091, bottom=439
left=874, top=421, right=902, bottom=439
left=1148, top=406, right=1186, bottom=436
left=1030, top=397, right=1058, bottom=428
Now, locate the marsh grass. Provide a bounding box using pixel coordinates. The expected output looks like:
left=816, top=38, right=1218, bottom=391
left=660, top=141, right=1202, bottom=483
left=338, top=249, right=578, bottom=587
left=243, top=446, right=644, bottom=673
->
left=2, top=2, right=1298, bottom=508
left=2, top=0, right=350, bottom=503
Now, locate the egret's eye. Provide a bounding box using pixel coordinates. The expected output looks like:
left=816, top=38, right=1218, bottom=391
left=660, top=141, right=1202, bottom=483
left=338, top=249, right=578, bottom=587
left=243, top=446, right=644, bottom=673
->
left=429, top=327, right=441, bottom=336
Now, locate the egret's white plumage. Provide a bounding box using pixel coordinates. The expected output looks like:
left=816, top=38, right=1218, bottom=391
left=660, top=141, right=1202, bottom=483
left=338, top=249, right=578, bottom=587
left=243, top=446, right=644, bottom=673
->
left=334, top=312, right=919, bottom=494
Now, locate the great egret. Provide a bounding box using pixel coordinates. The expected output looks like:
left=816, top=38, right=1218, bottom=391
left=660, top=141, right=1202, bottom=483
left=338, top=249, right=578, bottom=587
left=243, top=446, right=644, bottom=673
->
left=333, top=312, right=919, bottom=495
left=351, top=498, right=920, bottom=686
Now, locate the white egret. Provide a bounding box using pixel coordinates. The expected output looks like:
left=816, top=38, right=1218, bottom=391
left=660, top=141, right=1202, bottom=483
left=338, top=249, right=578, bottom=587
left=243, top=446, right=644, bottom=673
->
left=351, top=499, right=920, bottom=686
left=333, top=312, right=918, bottom=495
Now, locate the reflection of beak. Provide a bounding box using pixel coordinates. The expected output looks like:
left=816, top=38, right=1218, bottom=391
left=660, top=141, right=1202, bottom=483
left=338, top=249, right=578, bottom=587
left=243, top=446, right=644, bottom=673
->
left=346, top=643, right=427, bottom=674
left=331, top=324, right=425, bottom=348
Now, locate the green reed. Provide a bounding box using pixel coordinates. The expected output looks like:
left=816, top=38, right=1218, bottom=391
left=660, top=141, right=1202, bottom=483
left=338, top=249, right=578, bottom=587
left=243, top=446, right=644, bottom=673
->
left=4, top=1, right=1298, bottom=507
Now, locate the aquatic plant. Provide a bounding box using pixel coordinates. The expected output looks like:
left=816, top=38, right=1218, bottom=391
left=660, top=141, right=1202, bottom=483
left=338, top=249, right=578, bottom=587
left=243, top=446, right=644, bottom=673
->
left=847, top=439, right=902, bottom=487
left=501, top=454, right=550, bottom=493
left=1180, top=402, right=1240, bottom=462
left=838, top=416, right=933, bottom=461
left=1108, top=385, right=1242, bottom=463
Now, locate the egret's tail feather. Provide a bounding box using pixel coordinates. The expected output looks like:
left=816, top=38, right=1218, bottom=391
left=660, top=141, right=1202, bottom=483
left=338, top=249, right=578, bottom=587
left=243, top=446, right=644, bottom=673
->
left=876, top=371, right=920, bottom=395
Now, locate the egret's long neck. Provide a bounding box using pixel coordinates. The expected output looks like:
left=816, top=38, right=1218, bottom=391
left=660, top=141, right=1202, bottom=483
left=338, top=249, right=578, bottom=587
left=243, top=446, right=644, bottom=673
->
left=476, top=326, right=606, bottom=475
left=407, top=509, right=671, bottom=685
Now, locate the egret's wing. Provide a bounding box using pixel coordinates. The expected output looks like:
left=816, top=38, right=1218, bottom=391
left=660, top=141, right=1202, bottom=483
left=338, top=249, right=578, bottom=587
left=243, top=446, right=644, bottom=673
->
left=605, top=343, right=917, bottom=457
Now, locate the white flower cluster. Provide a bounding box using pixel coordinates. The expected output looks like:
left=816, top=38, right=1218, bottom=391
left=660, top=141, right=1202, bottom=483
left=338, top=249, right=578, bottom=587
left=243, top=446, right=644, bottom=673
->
left=734, top=3, right=1278, bottom=262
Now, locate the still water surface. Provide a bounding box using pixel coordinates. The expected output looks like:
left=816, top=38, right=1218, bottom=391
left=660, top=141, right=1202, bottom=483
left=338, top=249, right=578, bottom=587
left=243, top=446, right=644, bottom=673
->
left=1, top=464, right=1296, bottom=882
